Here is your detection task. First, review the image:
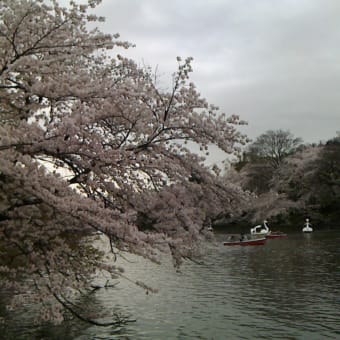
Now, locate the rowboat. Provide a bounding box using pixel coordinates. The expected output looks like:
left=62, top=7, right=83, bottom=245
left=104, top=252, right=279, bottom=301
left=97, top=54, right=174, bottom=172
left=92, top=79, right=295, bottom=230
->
left=223, top=235, right=266, bottom=246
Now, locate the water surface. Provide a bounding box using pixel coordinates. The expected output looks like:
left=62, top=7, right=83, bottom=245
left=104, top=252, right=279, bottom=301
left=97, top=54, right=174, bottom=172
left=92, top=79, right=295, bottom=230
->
left=2, top=231, right=340, bottom=339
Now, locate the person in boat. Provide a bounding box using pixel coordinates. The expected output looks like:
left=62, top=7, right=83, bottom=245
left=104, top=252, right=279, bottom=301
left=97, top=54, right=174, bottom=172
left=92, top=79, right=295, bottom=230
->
left=240, top=233, right=245, bottom=241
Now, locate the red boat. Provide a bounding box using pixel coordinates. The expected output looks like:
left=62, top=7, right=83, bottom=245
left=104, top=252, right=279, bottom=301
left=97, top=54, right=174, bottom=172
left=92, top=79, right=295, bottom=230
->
left=223, top=237, right=267, bottom=246
left=266, top=232, right=287, bottom=239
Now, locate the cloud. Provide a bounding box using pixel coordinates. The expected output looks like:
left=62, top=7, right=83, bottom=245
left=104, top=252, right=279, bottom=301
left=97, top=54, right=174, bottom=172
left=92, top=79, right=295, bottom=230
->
left=91, top=0, right=340, bottom=155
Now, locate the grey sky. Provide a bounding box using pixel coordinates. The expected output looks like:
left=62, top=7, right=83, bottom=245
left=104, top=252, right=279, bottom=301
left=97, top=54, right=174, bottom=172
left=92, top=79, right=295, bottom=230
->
left=88, top=0, right=340, bottom=163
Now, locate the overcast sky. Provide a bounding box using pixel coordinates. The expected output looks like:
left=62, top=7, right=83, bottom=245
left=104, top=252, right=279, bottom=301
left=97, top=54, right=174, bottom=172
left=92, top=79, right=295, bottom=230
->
left=87, top=0, right=340, bottom=164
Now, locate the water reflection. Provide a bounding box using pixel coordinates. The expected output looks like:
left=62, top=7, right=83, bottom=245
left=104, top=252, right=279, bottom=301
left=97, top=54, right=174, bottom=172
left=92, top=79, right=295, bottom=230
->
left=1, top=231, right=340, bottom=339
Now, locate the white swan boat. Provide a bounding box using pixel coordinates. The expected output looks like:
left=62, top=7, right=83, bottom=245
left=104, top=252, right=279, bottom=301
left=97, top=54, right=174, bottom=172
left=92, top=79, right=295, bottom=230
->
left=302, top=219, right=313, bottom=233
left=250, top=220, right=271, bottom=236
left=251, top=220, right=287, bottom=239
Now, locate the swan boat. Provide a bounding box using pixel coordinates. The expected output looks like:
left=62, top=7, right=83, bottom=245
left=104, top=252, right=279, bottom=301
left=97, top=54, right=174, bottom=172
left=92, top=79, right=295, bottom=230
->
left=302, top=219, right=313, bottom=233
left=250, top=220, right=287, bottom=239
left=250, top=220, right=271, bottom=236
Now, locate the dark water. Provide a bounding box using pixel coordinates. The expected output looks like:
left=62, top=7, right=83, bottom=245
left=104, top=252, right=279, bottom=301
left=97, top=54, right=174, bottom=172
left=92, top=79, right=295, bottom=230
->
left=2, top=231, right=340, bottom=339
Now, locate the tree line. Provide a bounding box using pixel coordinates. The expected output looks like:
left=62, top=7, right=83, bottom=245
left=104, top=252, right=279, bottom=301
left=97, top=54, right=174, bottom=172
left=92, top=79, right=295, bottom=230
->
left=227, top=129, right=340, bottom=229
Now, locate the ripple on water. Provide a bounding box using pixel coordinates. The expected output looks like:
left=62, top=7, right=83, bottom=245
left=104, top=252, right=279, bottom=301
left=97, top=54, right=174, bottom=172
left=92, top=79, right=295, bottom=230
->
left=80, top=232, right=340, bottom=339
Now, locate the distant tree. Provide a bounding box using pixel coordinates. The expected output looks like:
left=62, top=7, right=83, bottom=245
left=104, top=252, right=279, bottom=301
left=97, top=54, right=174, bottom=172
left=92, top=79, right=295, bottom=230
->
left=272, top=145, right=322, bottom=202
left=246, top=129, right=303, bottom=169
left=313, top=137, right=340, bottom=212
left=229, top=160, right=273, bottom=194
left=0, top=0, right=249, bottom=325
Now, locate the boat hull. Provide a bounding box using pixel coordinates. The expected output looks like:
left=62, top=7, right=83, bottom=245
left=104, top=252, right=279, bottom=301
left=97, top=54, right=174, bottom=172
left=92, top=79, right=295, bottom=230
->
left=223, top=238, right=266, bottom=246
left=266, top=233, right=287, bottom=239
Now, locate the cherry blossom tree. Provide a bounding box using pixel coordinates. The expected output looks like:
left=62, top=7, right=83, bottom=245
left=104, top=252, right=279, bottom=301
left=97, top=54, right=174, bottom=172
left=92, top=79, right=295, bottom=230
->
left=0, top=0, right=249, bottom=325
left=272, top=145, right=322, bottom=201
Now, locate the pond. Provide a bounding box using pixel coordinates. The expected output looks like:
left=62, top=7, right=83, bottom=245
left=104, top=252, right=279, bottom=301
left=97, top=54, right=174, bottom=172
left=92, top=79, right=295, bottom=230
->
left=1, top=230, right=340, bottom=339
